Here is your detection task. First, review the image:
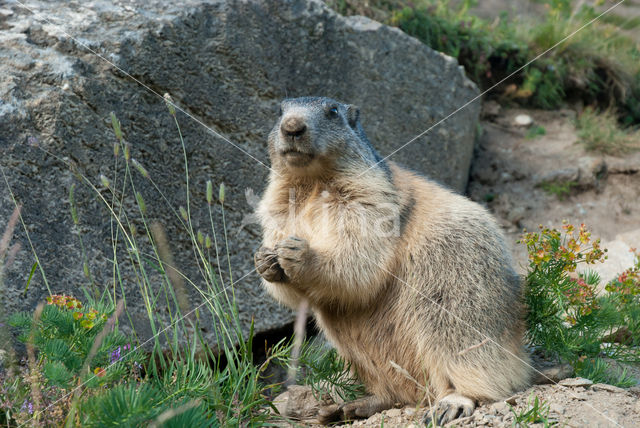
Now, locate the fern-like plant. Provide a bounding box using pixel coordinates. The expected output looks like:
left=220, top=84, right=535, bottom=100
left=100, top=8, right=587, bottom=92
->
left=521, top=223, right=639, bottom=386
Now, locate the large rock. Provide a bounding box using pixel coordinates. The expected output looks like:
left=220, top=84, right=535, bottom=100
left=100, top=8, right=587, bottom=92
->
left=0, top=0, right=480, bottom=344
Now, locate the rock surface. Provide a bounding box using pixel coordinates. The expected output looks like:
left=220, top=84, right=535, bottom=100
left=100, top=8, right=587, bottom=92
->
left=0, top=0, right=479, bottom=344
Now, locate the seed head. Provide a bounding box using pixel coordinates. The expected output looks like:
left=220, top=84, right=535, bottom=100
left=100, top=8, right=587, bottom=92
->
left=164, top=93, right=176, bottom=116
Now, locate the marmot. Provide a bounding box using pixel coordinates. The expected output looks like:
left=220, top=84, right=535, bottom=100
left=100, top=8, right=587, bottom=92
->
left=255, top=97, right=531, bottom=425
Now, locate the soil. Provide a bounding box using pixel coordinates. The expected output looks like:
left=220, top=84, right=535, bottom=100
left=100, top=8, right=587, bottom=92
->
left=275, top=380, right=640, bottom=427
left=469, top=105, right=640, bottom=281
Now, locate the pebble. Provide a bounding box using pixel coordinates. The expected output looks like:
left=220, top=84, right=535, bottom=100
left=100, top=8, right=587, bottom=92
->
left=591, top=383, right=626, bottom=394
left=514, top=114, right=533, bottom=127
left=490, top=401, right=510, bottom=414
left=559, top=377, right=593, bottom=387
left=550, top=403, right=565, bottom=414
left=385, top=408, right=402, bottom=418
left=505, top=395, right=518, bottom=405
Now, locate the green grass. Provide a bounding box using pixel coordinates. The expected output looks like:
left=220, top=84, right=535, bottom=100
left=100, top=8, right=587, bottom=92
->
left=575, top=107, right=640, bottom=155
left=510, top=395, right=556, bottom=427
left=0, top=101, right=295, bottom=426
left=538, top=180, right=577, bottom=199
left=526, top=125, right=547, bottom=139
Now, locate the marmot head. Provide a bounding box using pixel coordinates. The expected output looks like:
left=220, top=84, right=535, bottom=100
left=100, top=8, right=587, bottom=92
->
left=267, top=97, right=385, bottom=177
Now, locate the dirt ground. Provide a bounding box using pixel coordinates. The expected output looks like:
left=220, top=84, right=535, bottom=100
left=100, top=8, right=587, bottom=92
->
left=468, top=105, right=640, bottom=281
left=276, top=379, right=640, bottom=427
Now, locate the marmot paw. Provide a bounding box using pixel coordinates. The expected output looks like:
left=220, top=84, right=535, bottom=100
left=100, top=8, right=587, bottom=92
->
left=275, top=236, right=310, bottom=281
left=254, top=247, right=287, bottom=282
left=423, top=393, right=475, bottom=426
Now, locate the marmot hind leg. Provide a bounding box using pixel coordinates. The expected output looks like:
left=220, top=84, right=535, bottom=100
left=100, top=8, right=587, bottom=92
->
left=317, top=395, right=393, bottom=424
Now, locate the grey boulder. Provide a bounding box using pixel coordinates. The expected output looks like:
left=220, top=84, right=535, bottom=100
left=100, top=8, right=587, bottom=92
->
left=0, top=0, right=480, bottom=345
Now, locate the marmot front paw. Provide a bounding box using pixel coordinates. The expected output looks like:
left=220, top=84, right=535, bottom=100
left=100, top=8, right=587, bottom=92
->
left=275, top=236, right=310, bottom=282
left=254, top=247, right=287, bottom=282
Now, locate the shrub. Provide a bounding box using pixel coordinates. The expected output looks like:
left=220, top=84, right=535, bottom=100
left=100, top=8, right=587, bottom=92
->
left=521, top=223, right=639, bottom=386
left=575, top=107, right=640, bottom=155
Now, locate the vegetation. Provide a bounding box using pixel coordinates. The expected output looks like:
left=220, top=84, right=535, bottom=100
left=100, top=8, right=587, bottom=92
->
left=0, top=102, right=295, bottom=426
left=526, top=125, right=547, bottom=139
left=277, top=338, right=365, bottom=402
left=538, top=179, right=577, bottom=199
left=575, top=106, right=640, bottom=154
left=520, top=223, right=640, bottom=386
left=510, top=395, right=556, bottom=427
left=328, top=0, right=640, bottom=143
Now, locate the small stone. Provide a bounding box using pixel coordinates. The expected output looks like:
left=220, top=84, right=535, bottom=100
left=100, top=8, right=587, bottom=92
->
left=549, top=403, right=565, bottom=414
left=505, top=395, right=518, bottom=405
left=514, top=114, right=533, bottom=127
left=559, top=377, right=593, bottom=387
left=490, top=401, right=510, bottom=414
left=591, top=383, right=626, bottom=394
left=535, top=168, right=580, bottom=185
left=386, top=408, right=402, bottom=418
left=482, top=100, right=501, bottom=119
left=500, top=171, right=514, bottom=182
left=507, top=206, right=526, bottom=225
left=405, top=407, right=416, bottom=416
left=569, top=392, right=588, bottom=401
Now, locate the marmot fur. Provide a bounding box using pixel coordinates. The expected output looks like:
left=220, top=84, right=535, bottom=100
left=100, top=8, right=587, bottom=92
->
left=255, top=97, right=531, bottom=425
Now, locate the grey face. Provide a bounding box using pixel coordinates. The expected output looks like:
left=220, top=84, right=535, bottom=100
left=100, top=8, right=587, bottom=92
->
left=269, top=97, right=360, bottom=170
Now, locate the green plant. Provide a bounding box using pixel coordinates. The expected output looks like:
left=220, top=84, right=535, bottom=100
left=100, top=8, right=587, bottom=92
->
left=275, top=338, right=366, bottom=402
left=391, top=0, right=528, bottom=85
left=538, top=180, right=577, bottom=199
left=333, top=0, right=640, bottom=124
left=520, top=223, right=640, bottom=385
left=8, top=296, right=143, bottom=390
left=526, top=125, right=547, bottom=139
left=2, top=99, right=294, bottom=426
left=510, top=394, right=555, bottom=427
left=575, top=107, right=640, bottom=155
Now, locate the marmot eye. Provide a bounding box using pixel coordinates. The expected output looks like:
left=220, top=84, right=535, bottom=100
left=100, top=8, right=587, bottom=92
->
left=327, top=106, right=339, bottom=118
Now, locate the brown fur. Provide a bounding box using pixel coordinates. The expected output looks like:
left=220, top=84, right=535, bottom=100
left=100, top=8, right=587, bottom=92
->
left=255, top=97, right=532, bottom=424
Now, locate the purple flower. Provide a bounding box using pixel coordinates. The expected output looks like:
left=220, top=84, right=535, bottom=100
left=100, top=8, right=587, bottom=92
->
left=110, top=346, right=121, bottom=364
left=21, top=399, right=33, bottom=414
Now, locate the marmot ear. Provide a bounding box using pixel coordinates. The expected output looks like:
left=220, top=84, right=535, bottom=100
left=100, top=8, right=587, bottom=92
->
left=346, top=105, right=360, bottom=129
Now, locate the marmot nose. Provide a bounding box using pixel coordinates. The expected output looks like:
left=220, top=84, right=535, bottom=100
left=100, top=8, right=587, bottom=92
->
left=281, top=116, right=307, bottom=137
